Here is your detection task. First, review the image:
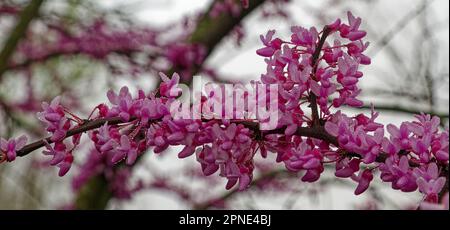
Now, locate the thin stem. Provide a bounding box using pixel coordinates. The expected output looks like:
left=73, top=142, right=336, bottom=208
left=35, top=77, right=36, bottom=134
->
left=310, top=26, right=331, bottom=126
left=16, top=117, right=124, bottom=157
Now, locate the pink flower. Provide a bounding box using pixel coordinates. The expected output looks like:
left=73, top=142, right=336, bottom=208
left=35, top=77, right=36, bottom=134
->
left=432, top=130, right=449, bottom=162
left=91, top=123, right=119, bottom=153
left=325, top=111, right=384, bottom=163
left=112, top=135, right=139, bottom=165
left=256, top=30, right=282, bottom=57
left=353, top=169, right=374, bottom=195
left=310, top=69, right=337, bottom=114
left=379, top=156, right=418, bottom=192
left=284, top=141, right=324, bottom=182
left=323, top=40, right=344, bottom=64
left=57, top=153, right=74, bottom=177
left=387, top=123, right=412, bottom=150
left=327, top=19, right=341, bottom=31
left=347, top=40, right=371, bottom=65
left=337, top=53, right=362, bottom=87
left=414, top=163, right=446, bottom=202
left=37, top=96, right=72, bottom=142
left=0, top=135, right=28, bottom=162
left=335, top=158, right=361, bottom=178
left=290, top=26, right=319, bottom=51
left=107, top=86, right=134, bottom=121
left=196, top=146, right=220, bottom=176
left=146, top=124, right=170, bottom=154
left=138, top=98, right=165, bottom=123
left=43, top=142, right=67, bottom=166
left=340, top=12, right=367, bottom=41
left=159, top=72, right=182, bottom=98
left=43, top=142, right=73, bottom=176
left=420, top=193, right=449, bottom=210
left=196, top=123, right=255, bottom=190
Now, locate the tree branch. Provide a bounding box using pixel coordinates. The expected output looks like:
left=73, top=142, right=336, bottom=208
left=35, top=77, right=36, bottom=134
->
left=16, top=117, right=124, bottom=157
left=310, top=27, right=331, bottom=126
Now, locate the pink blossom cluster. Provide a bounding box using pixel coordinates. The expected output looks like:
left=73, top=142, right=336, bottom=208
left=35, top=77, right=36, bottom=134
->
left=257, top=12, right=370, bottom=117
left=34, top=96, right=79, bottom=176
left=1, top=12, right=448, bottom=208
left=0, top=135, right=27, bottom=162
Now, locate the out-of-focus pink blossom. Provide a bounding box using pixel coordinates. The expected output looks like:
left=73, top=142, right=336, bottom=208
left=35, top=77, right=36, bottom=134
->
left=420, top=193, right=449, bottom=210
left=0, top=135, right=27, bottom=162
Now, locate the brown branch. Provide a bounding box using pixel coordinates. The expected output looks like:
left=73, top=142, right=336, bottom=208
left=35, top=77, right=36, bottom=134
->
left=15, top=117, right=336, bottom=158
left=310, top=27, right=331, bottom=126
left=0, top=0, right=44, bottom=79
left=16, top=117, right=124, bottom=157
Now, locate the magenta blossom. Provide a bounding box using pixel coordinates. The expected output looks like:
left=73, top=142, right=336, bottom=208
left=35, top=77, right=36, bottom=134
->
left=0, top=135, right=28, bottom=162
left=340, top=11, right=367, bottom=41
left=420, top=193, right=449, bottom=210
left=290, top=26, right=319, bottom=51
left=352, top=169, right=374, bottom=195
left=43, top=142, right=73, bottom=177
left=159, top=72, right=182, bottom=98
left=414, top=163, right=446, bottom=203
left=256, top=30, right=282, bottom=57
left=107, top=86, right=135, bottom=122
left=284, top=141, right=324, bottom=183
left=37, top=96, right=72, bottom=142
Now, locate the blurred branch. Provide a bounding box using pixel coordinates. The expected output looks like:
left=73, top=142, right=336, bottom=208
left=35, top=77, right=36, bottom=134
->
left=0, top=0, right=44, bottom=79
left=369, top=0, right=432, bottom=57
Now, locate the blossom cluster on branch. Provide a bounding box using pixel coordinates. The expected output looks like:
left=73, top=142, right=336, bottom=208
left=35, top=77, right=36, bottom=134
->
left=1, top=11, right=448, bottom=209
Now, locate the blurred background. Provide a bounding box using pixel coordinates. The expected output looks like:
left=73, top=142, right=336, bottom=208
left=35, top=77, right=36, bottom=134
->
left=0, top=0, right=448, bottom=210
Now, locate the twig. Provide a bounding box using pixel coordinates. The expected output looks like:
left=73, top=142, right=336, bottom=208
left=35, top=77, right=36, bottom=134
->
left=16, top=117, right=124, bottom=157
left=310, top=27, right=331, bottom=126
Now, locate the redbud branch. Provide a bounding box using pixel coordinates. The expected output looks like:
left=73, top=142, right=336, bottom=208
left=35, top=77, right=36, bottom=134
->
left=15, top=114, right=398, bottom=168
left=15, top=117, right=337, bottom=157
left=310, top=26, right=332, bottom=126
left=16, top=117, right=125, bottom=157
